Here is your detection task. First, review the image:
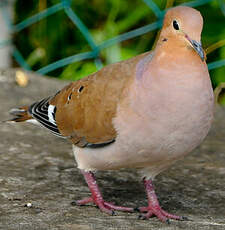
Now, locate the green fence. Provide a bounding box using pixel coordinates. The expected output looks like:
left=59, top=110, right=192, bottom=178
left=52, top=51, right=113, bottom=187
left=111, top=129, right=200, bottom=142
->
left=0, top=0, right=224, bottom=75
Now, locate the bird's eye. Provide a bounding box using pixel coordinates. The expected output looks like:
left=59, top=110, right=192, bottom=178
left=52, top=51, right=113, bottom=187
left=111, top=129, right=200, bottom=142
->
left=173, top=20, right=179, bottom=30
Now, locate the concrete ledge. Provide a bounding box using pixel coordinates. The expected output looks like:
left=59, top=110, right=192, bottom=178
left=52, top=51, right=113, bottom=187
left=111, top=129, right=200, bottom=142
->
left=0, top=69, right=225, bottom=230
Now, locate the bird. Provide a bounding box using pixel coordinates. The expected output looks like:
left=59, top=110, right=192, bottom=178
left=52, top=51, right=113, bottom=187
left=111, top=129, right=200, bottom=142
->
left=7, top=6, right=214, bottom=223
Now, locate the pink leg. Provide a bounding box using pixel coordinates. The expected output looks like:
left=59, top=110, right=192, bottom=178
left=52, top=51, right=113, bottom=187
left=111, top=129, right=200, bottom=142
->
left=137, top=178, right=187, bottom=223
left=76, top=170, right=134, bottom=214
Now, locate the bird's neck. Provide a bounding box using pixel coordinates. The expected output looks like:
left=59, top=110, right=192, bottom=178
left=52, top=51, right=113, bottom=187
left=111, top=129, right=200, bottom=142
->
left=136, top=38, right=206, bottom=88
left=132, top=37, right=210, bottom=110
left=128, top=41, right=213, bottom=126
left=153, top=36, right=203, bottom=69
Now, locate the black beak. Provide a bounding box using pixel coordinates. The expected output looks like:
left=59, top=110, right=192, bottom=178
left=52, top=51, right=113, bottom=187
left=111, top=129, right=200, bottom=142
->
left=185, top=35, right=205, bottom=61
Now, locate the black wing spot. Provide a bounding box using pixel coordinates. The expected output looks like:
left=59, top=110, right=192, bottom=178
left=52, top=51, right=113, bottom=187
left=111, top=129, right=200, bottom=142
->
left=78, top=86, right=84, bottom=93
left=68, top=93, right=72, bottom=100
left=67, top=93, right=72, bottom=104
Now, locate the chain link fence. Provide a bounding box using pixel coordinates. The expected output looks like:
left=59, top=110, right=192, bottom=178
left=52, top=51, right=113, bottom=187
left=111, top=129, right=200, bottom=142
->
left=0, top=0, right=224, bottom=75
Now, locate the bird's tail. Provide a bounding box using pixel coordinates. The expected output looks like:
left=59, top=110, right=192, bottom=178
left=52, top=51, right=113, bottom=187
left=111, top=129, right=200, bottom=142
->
left=5, top=106, right=32, bottom=123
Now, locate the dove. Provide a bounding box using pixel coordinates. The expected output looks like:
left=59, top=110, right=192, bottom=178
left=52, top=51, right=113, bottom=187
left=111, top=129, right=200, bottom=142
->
left=7, top=6, right=214, bottom=222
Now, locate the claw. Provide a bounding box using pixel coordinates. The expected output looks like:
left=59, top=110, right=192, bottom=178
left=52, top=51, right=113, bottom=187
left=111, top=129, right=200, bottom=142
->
left=70, top=201, right=77, bottom=206
left=166, top=219, right=171, bottom=224
left=181, top=216, right=190, bottom=221
left=134, top=207, right=140, bottom=212
left=78, top=171, right=134, bottom=215
left=136, top=178, right=186, bottom=222
left=138, top=214, right=146, bottom=220
left=78, top=170, right=186, bottom=223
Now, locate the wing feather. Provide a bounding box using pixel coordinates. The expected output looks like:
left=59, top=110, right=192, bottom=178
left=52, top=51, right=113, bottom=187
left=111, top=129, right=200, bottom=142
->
left=49, top=51, right=153, bottom=147
left=29, top=97, right=64, bottom=138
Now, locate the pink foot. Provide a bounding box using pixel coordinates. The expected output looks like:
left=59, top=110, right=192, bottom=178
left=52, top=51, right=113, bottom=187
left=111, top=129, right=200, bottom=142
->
left=137, top=178, right=188, bottom=223
left=76, top=170, right=134, bottom=215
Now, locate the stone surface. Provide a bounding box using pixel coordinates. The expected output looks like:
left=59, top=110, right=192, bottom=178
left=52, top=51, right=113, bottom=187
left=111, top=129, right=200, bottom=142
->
left=0, top=69, right=225, bottom=230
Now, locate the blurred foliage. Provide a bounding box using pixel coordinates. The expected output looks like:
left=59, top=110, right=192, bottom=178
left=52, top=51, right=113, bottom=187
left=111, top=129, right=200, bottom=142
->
left=13, top=0, right=225, bottom=91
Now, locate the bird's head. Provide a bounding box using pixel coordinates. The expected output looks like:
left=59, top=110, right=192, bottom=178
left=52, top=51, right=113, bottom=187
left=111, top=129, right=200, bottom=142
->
left=159, top=6, right=205, bottom=61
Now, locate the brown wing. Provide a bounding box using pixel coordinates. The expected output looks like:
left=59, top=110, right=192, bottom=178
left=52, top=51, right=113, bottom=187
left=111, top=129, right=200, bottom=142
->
left=49, top=51, right=152, bottom=147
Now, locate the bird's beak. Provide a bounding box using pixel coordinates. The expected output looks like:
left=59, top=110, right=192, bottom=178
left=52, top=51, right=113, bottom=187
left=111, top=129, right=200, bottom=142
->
left=185, top=34, right=205, bottom=61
